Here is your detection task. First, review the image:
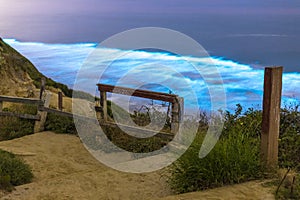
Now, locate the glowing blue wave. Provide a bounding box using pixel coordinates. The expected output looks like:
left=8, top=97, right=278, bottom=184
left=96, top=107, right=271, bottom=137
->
left=4, top=39, right=300, bottom=112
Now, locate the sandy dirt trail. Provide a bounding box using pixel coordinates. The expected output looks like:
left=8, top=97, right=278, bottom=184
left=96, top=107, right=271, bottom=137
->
left=0, top=132, right=275, bottom=200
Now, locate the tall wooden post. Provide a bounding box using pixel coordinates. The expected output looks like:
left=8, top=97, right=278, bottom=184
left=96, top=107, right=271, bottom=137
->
left=261, top=66, right=283, bottom=170
left=178, top=97, right=184, bottom=122
left=34, top=92, right=51, bottom=133
left=39, top=77, right=45, bottom=100
left=58, top=92, right=63, bottom=111
left=171, top=97, right=180, bottom=134
left=0, top=101, right=3, bottom=112
left=100, top=91, right=107, bottom=121
left=95, top=100, right=101, bottom=120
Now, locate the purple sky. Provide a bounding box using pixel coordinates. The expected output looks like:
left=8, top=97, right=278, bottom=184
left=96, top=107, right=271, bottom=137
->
left=1, top=0, right=300, bottom=72
left=1, top=0, right=300, bottom=15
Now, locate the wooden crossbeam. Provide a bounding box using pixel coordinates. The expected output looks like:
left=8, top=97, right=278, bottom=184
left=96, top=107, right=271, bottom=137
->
left=97, top=83, right=178, bottom=103
left=40, top=107, right=100, bottom=124
left=0, top=111, right=40, bottom=120
left=39, top=107, right=74, bottom=118
left=0, top=96, right=43, bottom=105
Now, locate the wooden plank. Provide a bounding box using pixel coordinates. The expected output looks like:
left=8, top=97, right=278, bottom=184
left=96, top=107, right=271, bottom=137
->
left=40, top=107, right=74, bottom=118
left=39, top=77, right=45, bottom=100
left=0, top=96, right=43, bottom=105
left=0, top=111, right=40, bottom=120
left=58, top=92, right=63, bottom=111
left=39, top=107, right=98, bottom=123
left=261, top=66, right=283, bottom=170
left=41, top=107, right=100, bottom=125
left=97, top=83, right=178, bottom=103
left=171, top=99, right=179, bottom=134
left=100, top=91, right=107, bottom=121
left=34, top=92, right=51, bottom=133
left=178, top=97, right=184, bottom=122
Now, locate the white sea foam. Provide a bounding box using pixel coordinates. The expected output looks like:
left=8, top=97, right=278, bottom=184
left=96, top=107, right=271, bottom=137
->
left=4, top=39, right=300, bottom=112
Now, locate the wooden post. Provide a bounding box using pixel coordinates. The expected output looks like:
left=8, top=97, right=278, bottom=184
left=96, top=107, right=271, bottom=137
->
left=34, top=92, right=51, bottom=133
left=171, top=98, right=179, bottom=134
left=95, top=100, right=101, bottom=120
left=100, top=91, right=107, bottom=121
left=178, top=97, right=184, bottom=122
left=0, top=101, right=2, bottom=112
left=39, top=77, right=45, bottom=100
left=58, top=92, right=63, bottom=111
left=261, top=66, right=283, bottom=170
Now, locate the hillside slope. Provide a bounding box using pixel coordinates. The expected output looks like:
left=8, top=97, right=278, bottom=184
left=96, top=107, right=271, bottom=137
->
left=0, top=38, right=72, bottom=97
left=0, top=38, right=36, bottom=97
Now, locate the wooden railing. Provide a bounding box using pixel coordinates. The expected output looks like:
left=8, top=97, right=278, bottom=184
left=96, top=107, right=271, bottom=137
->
left=0, top=67, right=284, bottom=170
left=97, top=83, right=184, bottom=134
left=0, top=92, right=52, bottom=133
left=0, top=78, right=73, bottom=133
left=0, top=96, right=43, bottom=120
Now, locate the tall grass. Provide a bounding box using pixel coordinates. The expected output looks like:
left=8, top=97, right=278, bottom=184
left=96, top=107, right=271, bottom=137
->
left=0, top=104, right=36, bottom=141
left=279, top=105, right=300, bottom=171
left=167, top=104, right=300, bottom=194
left=167, top=116, right=262, bottom=193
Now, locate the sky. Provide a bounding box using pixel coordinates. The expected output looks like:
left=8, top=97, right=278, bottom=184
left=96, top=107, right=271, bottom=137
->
left=0, top=0, right=300, bottom=72
left=1, top=0, right=300, bottom=112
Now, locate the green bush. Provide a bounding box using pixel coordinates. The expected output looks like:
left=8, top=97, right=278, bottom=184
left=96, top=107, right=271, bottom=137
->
left=221, top=104, right=300, bottom=171
left=222, top=104, right=262, bottom=138
left=279, top=105, right=300, bottom=171
left=0, top=171, right=12, bottom=192
left=167, top=129, right=261, bottom=193
left=167, top=105, right=262, bottom=193
left=0, top=104, right=36, bottom=141
left=44, top=113, right=77, bottom=134
left=167, top=103, right=300, bottom=194
left=91, top=125, right=170, bottom=153
left=0, top=149, right=33, bottom=191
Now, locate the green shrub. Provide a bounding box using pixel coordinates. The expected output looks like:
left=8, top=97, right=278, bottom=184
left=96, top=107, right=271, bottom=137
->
left=0, top=117, right=34, bottom=141
left=221, top=104, right=300, bottom=171
left=0, top=104, right=36, bottom=141
left=44, top=113, right=77, bottom=134
left=167, top=129, right=261, bottom=193
left=0, top=172, right=12, bottom=192
left=0, top=149, right=33, bottom=191
left=167, top=103, right=300, bottom=194
left=95, top=125, right=170, bottom=153
left=279, top=105, right=300, bottom=171
left=222, top=104, right=262, bottom=138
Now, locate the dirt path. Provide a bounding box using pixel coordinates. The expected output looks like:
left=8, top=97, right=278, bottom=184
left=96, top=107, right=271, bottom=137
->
left=157, top=180, right=275, bottom=200
left=0, top=132, right=275, bottom=200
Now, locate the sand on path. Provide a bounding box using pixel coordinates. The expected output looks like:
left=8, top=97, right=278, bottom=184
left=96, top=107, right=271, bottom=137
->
left=0, top=132, right=275, bottom=200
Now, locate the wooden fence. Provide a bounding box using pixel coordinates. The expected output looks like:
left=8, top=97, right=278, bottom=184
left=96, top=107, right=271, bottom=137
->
left=0, top=93, right=50, bottom=133
left=0, top=78, right=75, bottom=133
left=0, top=67, right=284, bottom=170
left=0, top=96, right=43, bottom=120
left=97, top=83, right=184, bottom=134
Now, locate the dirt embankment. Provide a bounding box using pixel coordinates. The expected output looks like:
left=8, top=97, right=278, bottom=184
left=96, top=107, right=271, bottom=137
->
left=0, top=132, right=275, bottom=200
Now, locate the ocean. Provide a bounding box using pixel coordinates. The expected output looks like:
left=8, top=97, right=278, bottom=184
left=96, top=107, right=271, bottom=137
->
left=4, top=38, right=300, bottom=113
